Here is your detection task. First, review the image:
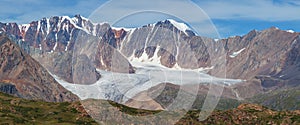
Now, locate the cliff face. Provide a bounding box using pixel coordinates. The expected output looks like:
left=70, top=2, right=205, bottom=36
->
left=222, top=28, right=300, bottom=80
left=117, top=20, right=211, bottom=69
left=0, top=35, right=78, bottom=102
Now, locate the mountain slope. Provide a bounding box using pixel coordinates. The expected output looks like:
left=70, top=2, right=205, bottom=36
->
left=249, top=86, right=300, bottom=110
left=83, top=99, right=300, bottom=125
left=178, top=103, right=300, bottom=125
left=0, top=34, right=78, bottom=102
left=0, top=92, right=96, bottom=124
left=125, top=83, right=241, bottom=111
left=223, top=28, right=300, bottom=80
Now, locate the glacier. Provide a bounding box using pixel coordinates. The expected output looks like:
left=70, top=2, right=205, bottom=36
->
left=52, top=62, right=243, bottom=104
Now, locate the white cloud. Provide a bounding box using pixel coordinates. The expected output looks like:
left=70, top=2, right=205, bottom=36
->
left=194, top=0, right=300, bottom=21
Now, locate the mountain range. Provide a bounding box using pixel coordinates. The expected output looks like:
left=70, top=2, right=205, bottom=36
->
left=0, top=14, right=300, bottom=124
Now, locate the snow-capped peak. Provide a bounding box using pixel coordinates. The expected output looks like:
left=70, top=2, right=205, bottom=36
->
left=286, top=30, right=295, bottom=33
left=111, top=19, right=193, bottom=34
left=166, top=19, right=191, bottom=32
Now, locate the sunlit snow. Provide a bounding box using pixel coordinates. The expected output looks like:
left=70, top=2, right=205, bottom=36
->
left=167, top=19, right=191, bottom=35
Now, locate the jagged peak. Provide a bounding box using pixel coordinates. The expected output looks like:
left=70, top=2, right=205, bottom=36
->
left=111, top=19, right=196, bottom=36
left=226, top=27, right=299, bottom=40
left=166, top=19, right=191, bottom=32
left=264, top=26, right=297, bottom=33
left=154, top=19, right=195, bottom=36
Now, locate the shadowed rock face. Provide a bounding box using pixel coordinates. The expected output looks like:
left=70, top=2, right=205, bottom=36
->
left=73, top=54, right=101, bottom=85
left=0, top=83, right=18, bottom=95
left=0, top=35, right=78, bottom=102
left=94, top=37, right=135, bottom=73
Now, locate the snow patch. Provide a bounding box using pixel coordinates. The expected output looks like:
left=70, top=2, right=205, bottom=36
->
left=46, top=18, right=50, bottom=34
left=112, top=27, right=135, bottom=32
left=81, top=16, right=89, bottom=21
left=53, top=42, right=58, bottom=51
left=20, top=24, right=30, bottom=33
left=62, top=16, right=90, bottom=34
left=39, top=44, right=42, bottom=51
left=37, top=21, right=41, bottom=32
left=92, top=26, right=97, bottom=36
left=65, top=41, right=70, bottom=51
left=167, top=19, right=191, bottom=31
left=229, top=48, right=246, bottom=58
left=286, top=30, right=295, bottom=33
left=129, top=46, right=162, bottom=67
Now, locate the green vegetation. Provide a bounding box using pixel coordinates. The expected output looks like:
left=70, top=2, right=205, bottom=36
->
left=152, top=84, right=242, bottom=110
left=0, top=92, right=299, bottom=125
left=107, top=100, right=300, bottom=125
left=177, top=104, right=300, bottom=125
left=192, top=95, right=242, bottom=110
left=249, top=87, right=300, bottom=110
left=0, top=92, right=97, bottom=125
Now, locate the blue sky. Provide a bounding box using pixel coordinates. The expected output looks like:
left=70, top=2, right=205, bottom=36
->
left=0, top=0, right=299, bottom=38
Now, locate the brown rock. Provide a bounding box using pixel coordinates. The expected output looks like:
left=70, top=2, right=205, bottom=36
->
left=0, top=35, right=78, bottom=102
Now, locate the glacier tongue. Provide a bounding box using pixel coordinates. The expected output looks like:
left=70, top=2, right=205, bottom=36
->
left=53, top=63, right=243, bottom=104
